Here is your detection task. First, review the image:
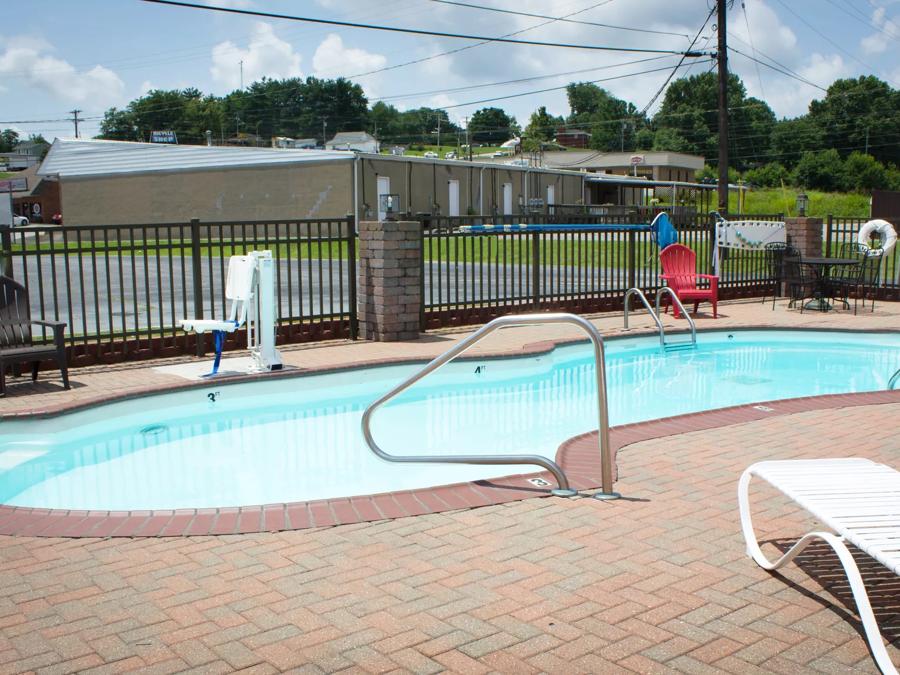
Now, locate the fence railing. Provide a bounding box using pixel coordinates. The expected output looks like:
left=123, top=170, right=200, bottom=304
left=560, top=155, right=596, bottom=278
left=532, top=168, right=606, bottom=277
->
left=826, top=215, right=900, bottom=298
left=1, top=217, right=357, bottom=363
left=418, top=213, right=772, bottom=328
left=4, top=211, right=891, bottom=364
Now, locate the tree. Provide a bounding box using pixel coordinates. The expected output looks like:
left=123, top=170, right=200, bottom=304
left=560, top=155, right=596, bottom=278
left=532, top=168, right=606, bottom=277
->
left=468, top=107, right=517, bottom=144
left=524, top=106, right=562, bottom=142
left=807, top=76, right=900, bottom=167
left=99, top=88, right=225, bottom=144
left=0, top=129, right=20, bottom=153
left=769, top=116, right=822, bottom=169
left=791, top=149, right=846, bottom=192
left=842, top=152, right=889, bottom=191
left=651, top=127, right=691, bottom=153
left=743, top=162, right=789, bottom=188
left=654, top=72, right=775, bottom=169
left=565, top=82, right=645, bottom=151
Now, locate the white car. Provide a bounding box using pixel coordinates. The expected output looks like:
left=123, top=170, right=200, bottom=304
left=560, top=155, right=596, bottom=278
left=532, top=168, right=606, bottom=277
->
left=12, top=215, right=28, bottom=227
left=423, top=151, right=438, bottom=158
left=444, top=151, right=456, bottom=159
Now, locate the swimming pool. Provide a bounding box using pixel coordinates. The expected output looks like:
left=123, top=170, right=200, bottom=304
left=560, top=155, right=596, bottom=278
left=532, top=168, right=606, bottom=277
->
left=1, top=329, right=898, bottom=511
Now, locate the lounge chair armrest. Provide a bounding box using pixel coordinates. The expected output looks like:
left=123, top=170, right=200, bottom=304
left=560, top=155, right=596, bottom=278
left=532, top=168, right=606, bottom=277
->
left=31, top=319, right=67, bottom=331
left=31, top=319, right=67, bottom=345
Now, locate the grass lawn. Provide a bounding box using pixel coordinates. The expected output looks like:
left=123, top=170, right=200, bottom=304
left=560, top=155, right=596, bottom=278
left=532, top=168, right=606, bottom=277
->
left=0, top=172, right=14, bottom=180
left=732, top=188, right=871, bottom=219
left=381, top=144, right=507, bottom=159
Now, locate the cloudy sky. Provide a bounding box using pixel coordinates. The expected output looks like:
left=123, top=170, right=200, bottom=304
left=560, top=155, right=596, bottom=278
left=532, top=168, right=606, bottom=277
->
left=2, top=0, right=898, bottom=141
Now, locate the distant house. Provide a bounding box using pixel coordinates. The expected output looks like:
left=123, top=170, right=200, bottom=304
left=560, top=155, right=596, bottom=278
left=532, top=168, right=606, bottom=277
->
left=555, top=127, right=592, bottom=149
left=0, top=141, right=44, bottom=171
left=272, top=137, right=318, bottom=149
left=325, top=131, right=378, bottom=153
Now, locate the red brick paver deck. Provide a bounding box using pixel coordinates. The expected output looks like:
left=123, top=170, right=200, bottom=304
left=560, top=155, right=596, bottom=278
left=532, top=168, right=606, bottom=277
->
left=2, top=402, right=899, bottom=673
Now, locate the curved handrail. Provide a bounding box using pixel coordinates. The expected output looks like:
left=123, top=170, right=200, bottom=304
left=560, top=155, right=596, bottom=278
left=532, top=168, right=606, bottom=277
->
left=361, top=313, right=617, bottom=499
left=655, top=287, right=697, bottom=347
left=889, top=368, right=900, bottom=390
left=623, top=288, right=665, bottom=348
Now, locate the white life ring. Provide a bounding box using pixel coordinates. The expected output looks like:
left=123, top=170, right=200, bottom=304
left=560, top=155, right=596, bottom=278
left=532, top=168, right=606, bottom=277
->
left=857, top=219, right=897, bottom=256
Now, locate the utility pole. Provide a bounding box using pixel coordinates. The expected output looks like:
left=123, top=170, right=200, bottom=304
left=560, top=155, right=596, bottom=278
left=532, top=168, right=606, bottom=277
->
left=865, top=127, right=870, bottom=155
left=436, top=114, right=441, bottom=154
left=239, top=60, right=244, bottom=90
left=69, top=109, right=82, bottom=138
left=716, top=0, right=729, bottom=214
left=322, top=118, right=328, bottom=146
left=464, top=116, right=471, bottom=161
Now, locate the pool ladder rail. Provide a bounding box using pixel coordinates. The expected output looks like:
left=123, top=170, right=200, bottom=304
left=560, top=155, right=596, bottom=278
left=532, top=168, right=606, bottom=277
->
left=361, top=313, right=620, bottom=501
left=623, top=287, right=697, bottom=351
left=889, top=368, right=900, bottom=390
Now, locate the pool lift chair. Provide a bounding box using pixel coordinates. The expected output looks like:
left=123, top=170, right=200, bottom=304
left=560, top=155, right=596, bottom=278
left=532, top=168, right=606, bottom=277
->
left=180, top=250, right=283, bottom=375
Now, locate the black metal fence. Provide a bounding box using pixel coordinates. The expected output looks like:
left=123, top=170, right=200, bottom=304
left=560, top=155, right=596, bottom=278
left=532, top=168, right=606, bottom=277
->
left=1, top=217, right=357, bottom=364
left=826, top=215, right=900, bottom=300
left=5, top=211, right=892, bottom=364
left=417, top=213, right=778, bottom=328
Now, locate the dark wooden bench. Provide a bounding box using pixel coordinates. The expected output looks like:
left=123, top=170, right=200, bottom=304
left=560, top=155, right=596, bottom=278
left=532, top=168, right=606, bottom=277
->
left=0, top=275, right=69, bottom=395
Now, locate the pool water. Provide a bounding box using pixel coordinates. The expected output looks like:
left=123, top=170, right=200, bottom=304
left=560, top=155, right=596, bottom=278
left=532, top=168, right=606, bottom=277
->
left=1, top=330, right=898, bottom=511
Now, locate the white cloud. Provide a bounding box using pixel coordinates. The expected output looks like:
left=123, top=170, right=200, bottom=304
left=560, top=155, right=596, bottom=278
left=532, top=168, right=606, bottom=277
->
left=0, top=36, right=125, bottom=106
left=210, top=22, right=302, bottom=90
left=860, top=6, right=898, bottom=54
left=312, top=34, right=386, bottom=78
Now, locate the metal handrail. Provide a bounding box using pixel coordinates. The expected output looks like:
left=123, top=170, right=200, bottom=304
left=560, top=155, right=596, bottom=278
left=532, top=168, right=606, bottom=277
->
left=361, top=313, right=618, bottom=499
left=623, top=288, right=666, bottom=348
left=655, top=287, right=697, bottom=348
left=889, top=368, right=900, bottom=390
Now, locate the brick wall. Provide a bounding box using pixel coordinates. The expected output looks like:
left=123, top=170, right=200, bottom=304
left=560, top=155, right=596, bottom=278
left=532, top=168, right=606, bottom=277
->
left=784, top=216, right=823, bottom=257
left=358, top=220, right=421, bottom=341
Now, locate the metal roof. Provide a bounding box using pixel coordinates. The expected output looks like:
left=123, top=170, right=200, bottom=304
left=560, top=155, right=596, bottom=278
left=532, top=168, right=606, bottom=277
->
left=39, top=138, right=353, bottom=178
left=583, top=174, right=715, bottom=190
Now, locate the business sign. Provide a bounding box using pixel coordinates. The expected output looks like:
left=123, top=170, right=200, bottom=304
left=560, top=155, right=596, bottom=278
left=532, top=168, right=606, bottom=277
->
left=150, top=130, right=178, bottom=144
left=0, top=177, right=27, bottom=192
left=629, top=154, right=644, bottom=165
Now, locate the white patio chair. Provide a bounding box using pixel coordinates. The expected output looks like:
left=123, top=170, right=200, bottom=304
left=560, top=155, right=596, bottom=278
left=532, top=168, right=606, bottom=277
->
left=739, top=458, right=900, bottom=675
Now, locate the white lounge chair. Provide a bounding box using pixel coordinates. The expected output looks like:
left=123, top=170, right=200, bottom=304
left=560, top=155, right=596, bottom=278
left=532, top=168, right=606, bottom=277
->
left=739, top=458, right=900, bottom=674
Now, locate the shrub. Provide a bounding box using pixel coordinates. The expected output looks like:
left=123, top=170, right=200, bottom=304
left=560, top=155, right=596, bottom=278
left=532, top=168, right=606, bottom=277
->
left=790, top=149, right=846, bottom=192
left=743, top=162, right=788, bottom=188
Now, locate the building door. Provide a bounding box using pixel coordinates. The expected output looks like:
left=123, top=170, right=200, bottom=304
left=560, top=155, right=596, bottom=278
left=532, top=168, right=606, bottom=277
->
left=448, top=180, right=460, bottom=217
left=376, top=175, right=391, bottom=220
left=502, top=183, right=513, bottom=215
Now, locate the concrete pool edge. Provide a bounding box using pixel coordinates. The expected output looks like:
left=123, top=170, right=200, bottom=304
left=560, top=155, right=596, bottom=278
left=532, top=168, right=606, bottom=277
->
left=2, top=388, right=898, bottom=538
left=4, top=324, right=898, bottom=420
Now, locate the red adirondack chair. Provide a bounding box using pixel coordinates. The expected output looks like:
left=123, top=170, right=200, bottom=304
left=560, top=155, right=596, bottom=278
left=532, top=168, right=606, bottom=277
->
left=659, top=244, right=719, bottom=318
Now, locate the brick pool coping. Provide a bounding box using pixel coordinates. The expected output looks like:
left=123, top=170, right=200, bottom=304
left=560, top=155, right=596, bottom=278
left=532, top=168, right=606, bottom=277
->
left=2, top=388, right=897, bottom=538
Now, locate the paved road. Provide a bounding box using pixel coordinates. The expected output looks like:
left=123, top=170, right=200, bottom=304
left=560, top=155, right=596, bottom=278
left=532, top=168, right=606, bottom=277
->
left=13, top=254, right=752, bottom=339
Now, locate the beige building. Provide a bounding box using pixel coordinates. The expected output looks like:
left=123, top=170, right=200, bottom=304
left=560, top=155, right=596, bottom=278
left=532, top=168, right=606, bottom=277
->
left=540, top=150, right=705, bottom=184
left=38, top=139, right=587, bottom=226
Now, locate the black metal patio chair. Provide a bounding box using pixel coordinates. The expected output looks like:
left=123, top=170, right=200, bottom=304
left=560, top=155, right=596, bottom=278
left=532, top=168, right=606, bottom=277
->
left=0, top=275, right=70, bottom=395
left=826, top=242, right=868, bottom=311
left=763, top=243, right=800, bottom=310
left=783, top=255, right=815, bottom=313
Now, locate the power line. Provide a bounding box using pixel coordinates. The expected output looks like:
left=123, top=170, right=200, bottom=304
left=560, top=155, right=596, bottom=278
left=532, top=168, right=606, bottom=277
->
left=728, top=47, right=826, bottom=92
left=740, top=0, right=764, bottom=99
left=771, top=0, right=899, bottom=87
left=639, top=6, right=716, bottom=116
left=428, top=0, right=692, bottom=39
left=440, top=60, right=713, bottom=110
left=139, top=0, right=709, bottom=56
left=821, top=0, right=899, bottom=42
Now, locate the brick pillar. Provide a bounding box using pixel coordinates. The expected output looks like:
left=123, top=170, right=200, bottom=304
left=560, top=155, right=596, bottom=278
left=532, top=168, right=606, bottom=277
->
left=358, top=220, right=421, bottom=341
left=784, top=216, right=823, bottom=258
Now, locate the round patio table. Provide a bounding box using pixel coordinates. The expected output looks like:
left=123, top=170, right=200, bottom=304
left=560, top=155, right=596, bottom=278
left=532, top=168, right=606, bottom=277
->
left=788, top=256, right=859, bottom=311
